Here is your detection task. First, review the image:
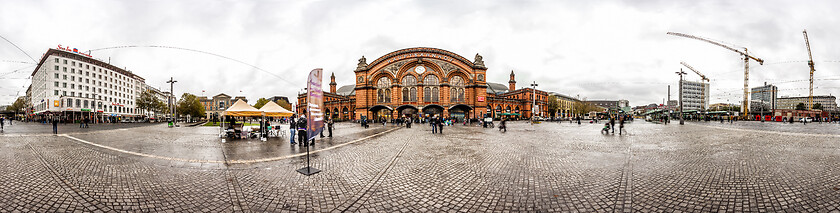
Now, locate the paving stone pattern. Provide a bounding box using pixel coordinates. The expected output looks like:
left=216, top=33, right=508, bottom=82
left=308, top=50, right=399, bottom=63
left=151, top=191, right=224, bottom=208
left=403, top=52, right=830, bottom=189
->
left=1, top=120, right=840, bottom=212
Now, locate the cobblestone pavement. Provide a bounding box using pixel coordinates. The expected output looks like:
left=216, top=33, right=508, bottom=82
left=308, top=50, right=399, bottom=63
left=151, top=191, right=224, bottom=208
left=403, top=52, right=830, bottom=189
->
left=1, top=120, right=840, bottom=212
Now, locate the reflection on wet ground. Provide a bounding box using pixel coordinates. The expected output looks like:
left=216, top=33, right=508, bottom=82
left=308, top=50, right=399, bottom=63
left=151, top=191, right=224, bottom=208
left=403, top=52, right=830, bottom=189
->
left=65, top=122, right=400, bottom=166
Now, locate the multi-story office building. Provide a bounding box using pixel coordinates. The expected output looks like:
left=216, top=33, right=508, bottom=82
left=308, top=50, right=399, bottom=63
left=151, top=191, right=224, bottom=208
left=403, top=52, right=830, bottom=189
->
left=777, top=95, right=838, bottom=112
left=29, top=47, right=144, bottom=122
left=585, top=100, right=629, bottom=112
left=679, top=80, right=709, bottom=111
left=750, top=83, right=777, bottom=111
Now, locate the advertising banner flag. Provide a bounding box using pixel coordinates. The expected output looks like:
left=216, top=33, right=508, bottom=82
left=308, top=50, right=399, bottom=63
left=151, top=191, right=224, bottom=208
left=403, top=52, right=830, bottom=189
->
left=306, top=68, right=325, bottom=140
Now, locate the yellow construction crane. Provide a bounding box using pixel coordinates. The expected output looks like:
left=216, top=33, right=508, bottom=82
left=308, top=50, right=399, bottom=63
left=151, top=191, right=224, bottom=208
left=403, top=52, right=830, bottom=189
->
left=680, top=61, right=709, bottom=82
left=803, top=30, right=816, bottom=110
left=680, top=61, right=709, bottom=110
left=667, top=32, right=764, bottom=118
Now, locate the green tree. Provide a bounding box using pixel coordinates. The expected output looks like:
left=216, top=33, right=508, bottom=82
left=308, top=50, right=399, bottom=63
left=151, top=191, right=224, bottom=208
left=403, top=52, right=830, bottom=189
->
left=156, top=99, right=169, bottom=115
left=795, top=103, right=806, bottom=110
left=177, top=93, right=206, bottom=121
left=572, top=101, right=598, bottom=116
left=812, top=103, right=822, bottom=110
left=135, top=90, right=158, bottom=116
left=276, top=99, right=292, bottom=111
left=546, top=95, right=559, bottom=117
left=6, top=96, right=27, bottom=114
left=253, top=98, right=271, bottom=109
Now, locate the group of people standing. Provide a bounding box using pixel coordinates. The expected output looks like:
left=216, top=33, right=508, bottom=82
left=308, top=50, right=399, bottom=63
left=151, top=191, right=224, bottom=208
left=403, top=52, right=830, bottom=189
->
left=288, top=114, right=334, bottom=146
left=429, top=116, right=445, bottom=134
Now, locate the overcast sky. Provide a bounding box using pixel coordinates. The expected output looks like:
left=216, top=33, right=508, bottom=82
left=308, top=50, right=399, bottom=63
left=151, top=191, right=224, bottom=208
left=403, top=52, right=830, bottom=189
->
left=2, top=0, right=839, bottom=107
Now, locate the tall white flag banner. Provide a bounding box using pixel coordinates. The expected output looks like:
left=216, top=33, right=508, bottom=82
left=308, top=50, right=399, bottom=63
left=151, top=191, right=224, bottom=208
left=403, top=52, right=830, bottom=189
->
left=306, top=68, right=325, bottom=140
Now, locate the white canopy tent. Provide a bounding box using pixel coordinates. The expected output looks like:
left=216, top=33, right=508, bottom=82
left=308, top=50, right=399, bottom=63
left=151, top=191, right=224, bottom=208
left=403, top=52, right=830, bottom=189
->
left=221, top=99, right=263, bottom=138
left=223, top=99, right=262, bottom=117
left=258, top=101, right=294, bottom=117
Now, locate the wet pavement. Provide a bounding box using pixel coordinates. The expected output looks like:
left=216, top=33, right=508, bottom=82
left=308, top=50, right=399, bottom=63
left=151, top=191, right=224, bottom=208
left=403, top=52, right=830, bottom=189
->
left=1, top=120, right=839, bottom=212
left=0, top=121, right=157, bottom=135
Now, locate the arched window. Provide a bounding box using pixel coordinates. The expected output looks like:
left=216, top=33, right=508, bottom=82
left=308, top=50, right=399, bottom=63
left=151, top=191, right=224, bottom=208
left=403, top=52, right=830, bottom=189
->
left=410, top=87, right=417, bottom=101
left=449, top=76, right=465, bottom=102
left=377, top=77, right=391, bottom=103
left=423, top=75, right=439, bottom=102
left=424, top=87, right=431, bottom=102
left=402, top=75, right=417, bottom=102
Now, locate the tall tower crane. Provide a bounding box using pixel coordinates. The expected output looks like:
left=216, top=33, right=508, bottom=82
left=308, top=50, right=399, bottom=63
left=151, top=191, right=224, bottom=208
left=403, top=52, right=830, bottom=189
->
left=803, top=30, right=816, bottom=110
left=667, top=32, right=764, bottom=118
left=680, top=62, right=709, bottom=82
left=680, top=61, right=709, bottom=110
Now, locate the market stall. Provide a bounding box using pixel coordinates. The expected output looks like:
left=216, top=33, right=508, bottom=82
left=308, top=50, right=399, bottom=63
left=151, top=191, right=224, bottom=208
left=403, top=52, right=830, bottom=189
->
left=221, top=99, right=263, bottom=139
left=258, top=101, right=295, bottom=138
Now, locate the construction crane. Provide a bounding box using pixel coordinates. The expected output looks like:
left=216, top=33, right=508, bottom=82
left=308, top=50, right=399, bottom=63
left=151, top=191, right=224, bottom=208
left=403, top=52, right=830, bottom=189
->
left=680, top=61, right=709, bottom=111
left=803, top=30, right=816, bottom=110
left=680, top=61, right=709, bottom=82
left=667, top=32, right=764, bottom=118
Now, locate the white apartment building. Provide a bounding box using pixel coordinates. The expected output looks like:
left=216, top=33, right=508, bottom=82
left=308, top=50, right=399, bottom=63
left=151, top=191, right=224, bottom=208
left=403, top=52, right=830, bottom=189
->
left=29, top=48, right=145, bottom=122
left=679, top=80, right=710, bottom=111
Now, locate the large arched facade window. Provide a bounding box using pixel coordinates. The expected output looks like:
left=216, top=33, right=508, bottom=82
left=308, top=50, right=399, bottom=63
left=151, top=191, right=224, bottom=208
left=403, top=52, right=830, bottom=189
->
left=377, top=77, right=391, bottom=103
left=401, top=75, right=417, bottom=102
left=423, top=75, right=439, bottom=102
left=449, top=76, right=465, bottom=102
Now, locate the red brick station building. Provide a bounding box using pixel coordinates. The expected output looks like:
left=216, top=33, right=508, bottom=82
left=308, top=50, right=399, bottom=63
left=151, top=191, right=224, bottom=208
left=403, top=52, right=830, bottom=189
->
left=297, top=47, right=574, bottom=121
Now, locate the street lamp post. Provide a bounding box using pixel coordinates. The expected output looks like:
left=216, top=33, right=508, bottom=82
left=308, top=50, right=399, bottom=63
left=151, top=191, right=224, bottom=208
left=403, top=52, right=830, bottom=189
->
left=676, top=69, right=687, bottom=125
left=167, top=77, right=177, bottom=125
left=530, top=81, right=538, bottom=125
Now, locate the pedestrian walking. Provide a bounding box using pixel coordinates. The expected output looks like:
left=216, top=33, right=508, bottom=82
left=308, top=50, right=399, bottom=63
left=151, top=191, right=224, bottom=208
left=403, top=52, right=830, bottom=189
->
left=619, top=116, right=625, bottom=135
left=499, top=118, right=507, bottom=132
left=327, top=119, right=334, bottom=137
left=610, top=116, right=615, bottom=134
left=576, top=116, right=581, bottom=125
left=52, top=118, right=59, bottom=134
left=429, top=116, right=438, bottom=134
left=438, top=117, right=444, bottom=134
left=289, top=115, right=297, bottom=144
left=84, top=117, right=90, bottom=128
left=362, top=118, right=368, bottom=129
left=1, top=117, right=5, bottom=130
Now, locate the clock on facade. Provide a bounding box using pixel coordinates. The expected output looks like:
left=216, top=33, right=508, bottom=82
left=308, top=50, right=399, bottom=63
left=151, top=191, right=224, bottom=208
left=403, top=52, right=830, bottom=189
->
left=414, top=66, right=426, bottom=74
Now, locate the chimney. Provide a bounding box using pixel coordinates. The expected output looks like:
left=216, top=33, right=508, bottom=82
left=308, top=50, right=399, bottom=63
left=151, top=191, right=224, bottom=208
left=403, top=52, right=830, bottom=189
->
left=329, top=72, right=337, bottom=93
left=508, top=70, right=516, bottom=91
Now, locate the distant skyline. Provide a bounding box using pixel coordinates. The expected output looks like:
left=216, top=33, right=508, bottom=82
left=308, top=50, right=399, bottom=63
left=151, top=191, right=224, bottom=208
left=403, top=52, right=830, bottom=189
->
left=2, top=0, right=839, bottom=106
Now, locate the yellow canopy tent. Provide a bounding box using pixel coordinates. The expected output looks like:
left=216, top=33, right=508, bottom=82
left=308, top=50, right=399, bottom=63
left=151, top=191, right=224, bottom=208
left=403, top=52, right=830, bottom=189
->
left=258, top=101, right=294, bottom=117
left=223, top=99, right=262, bottom=117
left=220, top=99, right=263, bottom=139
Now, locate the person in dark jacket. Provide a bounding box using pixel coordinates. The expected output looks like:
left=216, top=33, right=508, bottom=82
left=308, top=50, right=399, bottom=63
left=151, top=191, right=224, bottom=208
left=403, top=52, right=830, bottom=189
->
left=297, top=115, right=308, bottom=146
left=52, top=118, right=59, bottom=134
left=499, top=118, right=507, bottom=132
left=609, top=116, right=615, bottom=134
left=289, top=115, right=297, bottom=144
left=431, top=116, right=438, bottom=134
left=619, top=116, right=625, bottom=135
left=438, top=117, right=444, bottom=134
left=327, top=119, right=334, bottom=137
